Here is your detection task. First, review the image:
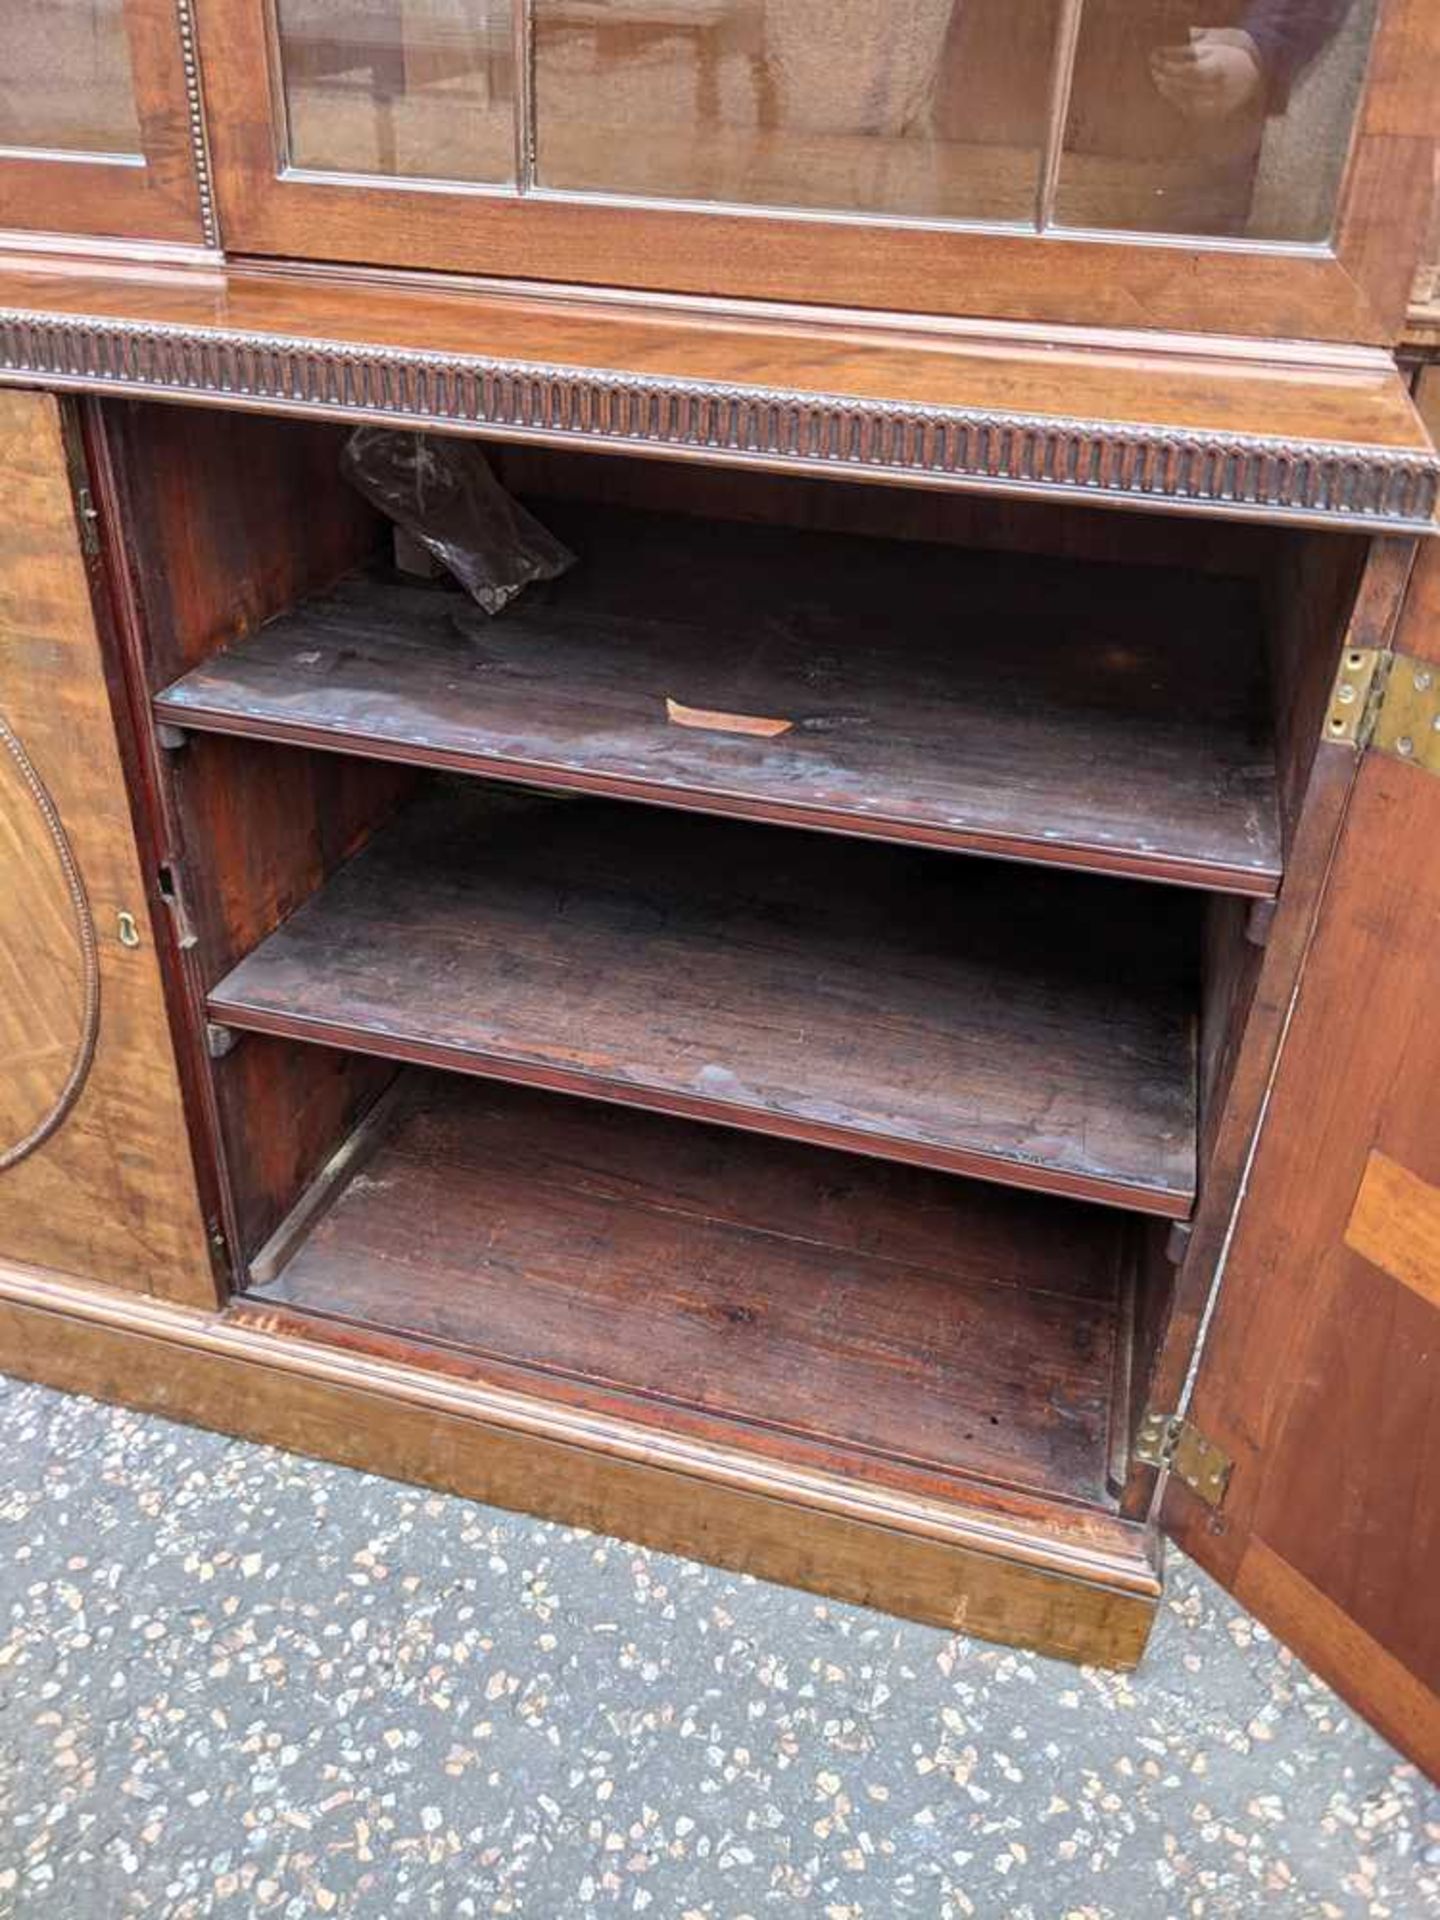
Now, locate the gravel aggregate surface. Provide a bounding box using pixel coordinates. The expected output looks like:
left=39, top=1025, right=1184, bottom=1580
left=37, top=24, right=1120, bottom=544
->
left=0, top=1376, right=1435, bottom=1918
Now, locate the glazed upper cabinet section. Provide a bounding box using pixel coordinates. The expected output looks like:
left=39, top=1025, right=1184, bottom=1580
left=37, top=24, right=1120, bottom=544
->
left=0, top=0, right=209, bottom=243
left=3, top=0, right=144, bottom=156
left=194, top=0, right=1434, bottom=336
left=530, top=0, right=1051, bottom=224
left=248, top=0, right=1380, bottom=236
left=274, top=0, right=517, bottom=180
left=530, top=0, right=1375, bottom=242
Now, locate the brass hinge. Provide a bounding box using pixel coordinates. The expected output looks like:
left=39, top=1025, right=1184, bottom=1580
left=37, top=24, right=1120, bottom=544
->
left=206, top=1218, right=234, bottom=1290
left=156, top=860, right=198, bottom=951
left=75, top=486, right=101, bottom=558
left=56, top=405, right=102, bottom=560
left=1134, top=1411, right=1233, bottom=1509
left=1371, top=653, right=1440, bottom=777
left=1324, top=645, right=1386, bottom=747
left=1325, top=647, right=1440, bottom=775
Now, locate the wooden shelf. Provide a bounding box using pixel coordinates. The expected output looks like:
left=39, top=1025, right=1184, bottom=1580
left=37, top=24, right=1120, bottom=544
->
left=209, top=786, right=1199, bottom=1215
left=157, top=504, right=1282, bottom=895
left=244, top=1073, right=1139, bottom=1510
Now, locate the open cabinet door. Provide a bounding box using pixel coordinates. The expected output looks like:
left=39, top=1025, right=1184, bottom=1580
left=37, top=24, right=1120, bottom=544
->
left=1164, top=542, right=1440, bottom=1777
left=0, top=389, right=216, bottom=1308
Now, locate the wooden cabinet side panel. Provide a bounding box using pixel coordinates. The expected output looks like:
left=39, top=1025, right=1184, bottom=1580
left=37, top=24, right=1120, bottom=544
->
left=0, top=388, right=216, bottom=1307
left=1166, top=544, right=1440, bottom=1779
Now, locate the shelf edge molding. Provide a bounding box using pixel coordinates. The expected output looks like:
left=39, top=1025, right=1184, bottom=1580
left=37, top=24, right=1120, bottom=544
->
left=2, top=302, right=1437, bottom=532
left=203, top=790, right=1199, bottom=1221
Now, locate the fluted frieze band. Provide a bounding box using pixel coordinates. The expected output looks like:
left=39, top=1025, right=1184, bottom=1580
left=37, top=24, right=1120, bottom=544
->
left=2, top=308, right=1436, bottom=531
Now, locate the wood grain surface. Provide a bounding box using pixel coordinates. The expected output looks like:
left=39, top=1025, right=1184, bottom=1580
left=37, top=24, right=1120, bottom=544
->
left=247, top=1072, right=1135, bottom=1509
left=0, top=726, right=93, bottom=1163
left=1124, top=536, right=1415, bottom=1515
left=1168, top=541, right=1440, bottom=1778
left=157, top=502, right=1282, bottom=894
left=0, top=262, right=1435, bottom=533
left=0, top=388, right=215, bottom=1304
left=189, top=0, right=1437, bottom=340
left=209, top=784, right=1201, bottom=1214
left=0, top=0, right=206, bottom=244
left=1344, top=1151, right=1440, bottom=1309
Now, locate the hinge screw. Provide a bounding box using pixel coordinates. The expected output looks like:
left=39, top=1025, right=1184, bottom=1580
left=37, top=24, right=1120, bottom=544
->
left=1337, top=684, right=1357, bottom=706
left=1415, top=670, right=1434, bottom=692
left=1397, top=736, right=1416, bottom=758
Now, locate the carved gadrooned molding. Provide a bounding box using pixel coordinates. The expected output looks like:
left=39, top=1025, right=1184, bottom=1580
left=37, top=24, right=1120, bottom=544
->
left=0, top=715, right=99, bottom=1173
left=1, top=308, right=1437, bottom=531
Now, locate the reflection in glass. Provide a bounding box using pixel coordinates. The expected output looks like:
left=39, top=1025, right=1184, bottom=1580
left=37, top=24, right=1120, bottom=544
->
left=276, top=0, right=514, bottom=181
left=1054, top=0, right=1378, bottom=239
left=534, top=0, right=1058, bottom=224
left=0, top=0, right=142, bottom=156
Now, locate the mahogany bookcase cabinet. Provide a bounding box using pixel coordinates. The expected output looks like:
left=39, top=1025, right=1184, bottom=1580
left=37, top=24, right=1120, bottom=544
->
left=0, top=0, right=1437, bottom=1776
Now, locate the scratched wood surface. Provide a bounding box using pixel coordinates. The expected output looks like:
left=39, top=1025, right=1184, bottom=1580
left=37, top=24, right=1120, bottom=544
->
left=247, top=1071, right=1134, bottom=1509
left=209, top=783, right=1201, bottom=1215
left=156, top=503, right=1282, bottom=894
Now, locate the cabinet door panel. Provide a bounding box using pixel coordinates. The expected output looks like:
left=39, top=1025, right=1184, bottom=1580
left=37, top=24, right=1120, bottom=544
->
left=1055, top=0, right=1381, bottom=241
left=531, top=0, right=1051, bottom=223
left=2, top=0, right=144, bottom=156
left=1167, top=541, right=1440, bottom=1777
left=275, top=0, right=515, bottom=181
left=194, top=0, right=1434, bottom=339
left=0, top=389, right=216, bottom=1308
left=0, top=0, right=206, bottom=244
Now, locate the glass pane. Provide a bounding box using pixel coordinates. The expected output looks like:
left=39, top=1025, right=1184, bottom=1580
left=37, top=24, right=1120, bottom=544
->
left=1054, top=0, right=1379, bottom=240
left=534, top=0, right=1059, bottom=224
left=0, top=0, right=141, bottom=156
left=276, top=0, right=514, bottom=182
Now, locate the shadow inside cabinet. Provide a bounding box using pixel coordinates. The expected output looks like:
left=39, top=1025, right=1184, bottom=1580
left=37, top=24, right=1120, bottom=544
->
left=87, top=398, right=1370, bottom=1624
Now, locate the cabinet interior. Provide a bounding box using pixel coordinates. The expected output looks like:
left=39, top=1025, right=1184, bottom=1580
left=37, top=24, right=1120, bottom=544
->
left=97, top=399, right=1366, bottom=1542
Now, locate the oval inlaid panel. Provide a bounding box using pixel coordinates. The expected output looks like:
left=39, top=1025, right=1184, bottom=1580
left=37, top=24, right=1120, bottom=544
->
left=0, top=717, right=99, bottom=1171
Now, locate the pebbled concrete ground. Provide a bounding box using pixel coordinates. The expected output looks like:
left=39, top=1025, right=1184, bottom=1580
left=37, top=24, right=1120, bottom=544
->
left=0, top=1375, right=1435, bottom=1919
